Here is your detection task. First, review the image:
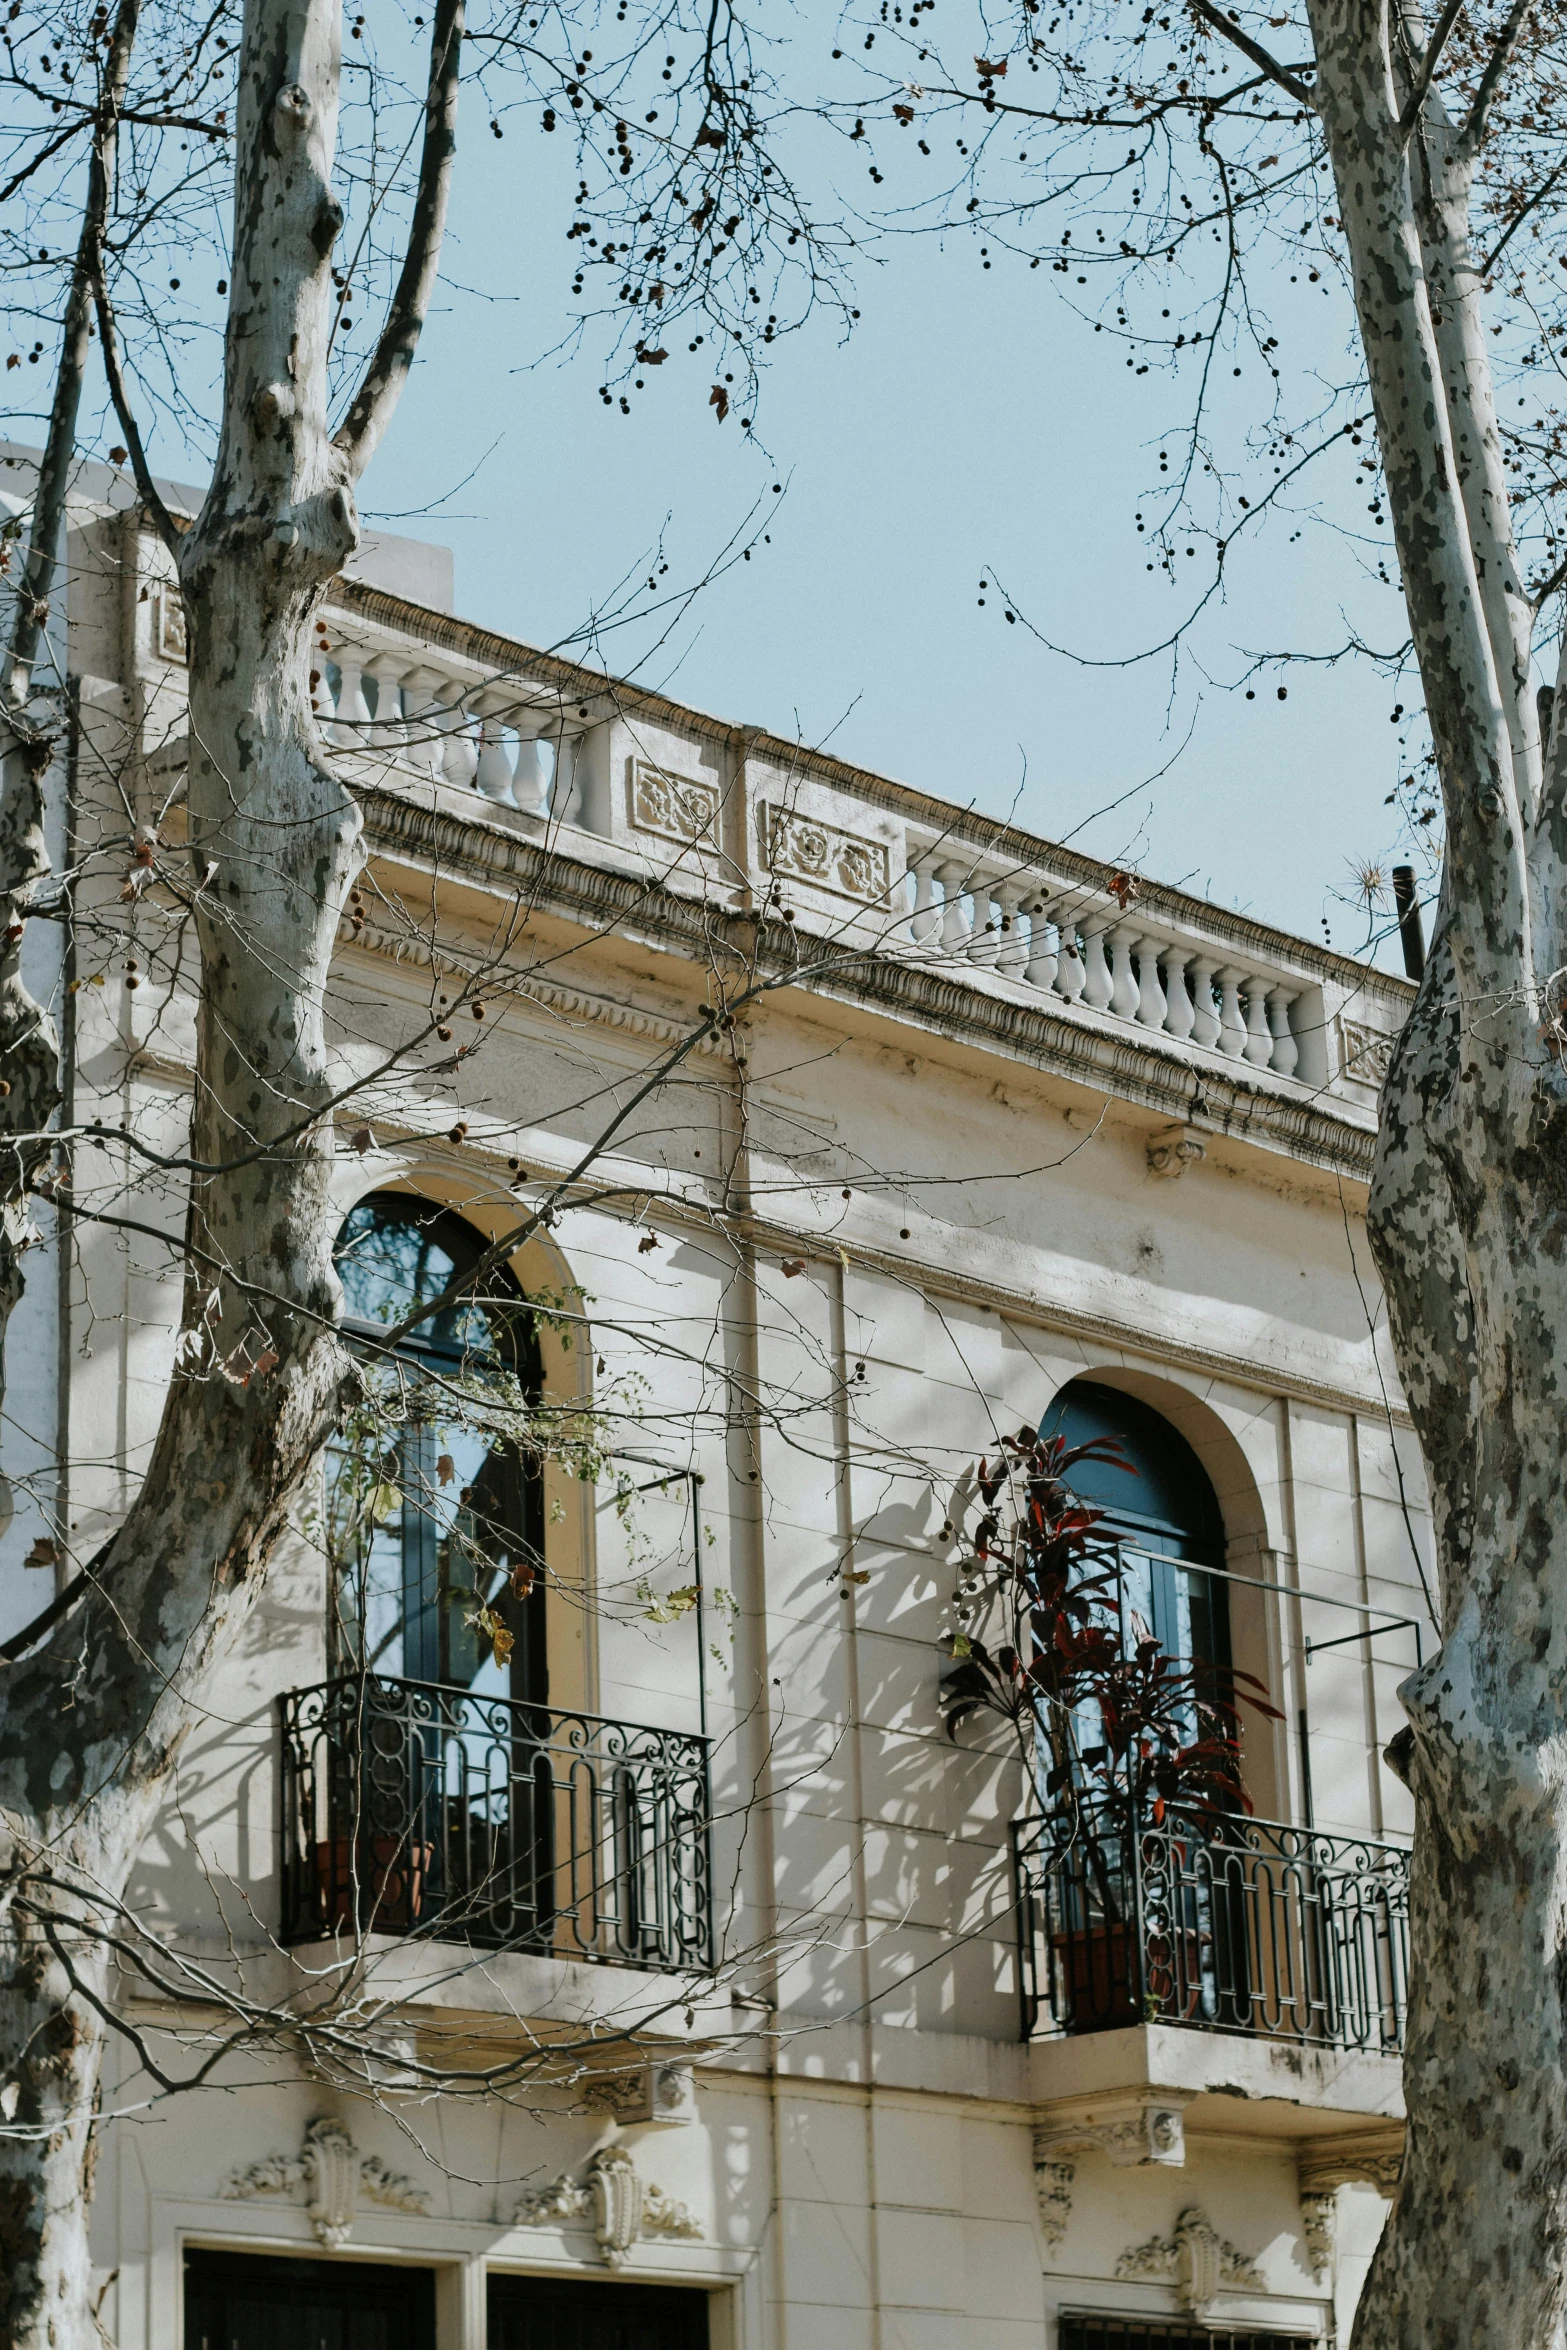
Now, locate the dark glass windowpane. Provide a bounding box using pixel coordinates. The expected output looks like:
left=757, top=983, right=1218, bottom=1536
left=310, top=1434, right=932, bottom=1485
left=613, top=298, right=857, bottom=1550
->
left=1058, top=2322, right=1316, bottom=2350
left=487, top=2271, right=710, bottom=2350
left=183, top=2250, right=434, bottom=2350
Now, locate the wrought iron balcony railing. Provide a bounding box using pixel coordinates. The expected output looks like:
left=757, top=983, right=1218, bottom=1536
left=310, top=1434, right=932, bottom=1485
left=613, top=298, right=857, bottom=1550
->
left=1011, top=1806, right=1410, bottom=2052
left=280, top=1675, right=713, bottom=1973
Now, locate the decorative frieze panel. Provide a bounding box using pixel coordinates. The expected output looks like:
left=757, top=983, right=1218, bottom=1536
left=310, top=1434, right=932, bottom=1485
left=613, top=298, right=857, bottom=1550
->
left=627, top=758, right=721, bottom=849
left=222, top=2115, right=430, bottom=2248
left=513, top=2143, right=701, bottom=2268
left=153, top=587, right=188, bottom=664
left=761, top=802, right=893, bottom=905
left=1115, top=2204, right=1264, bottom=2318
left=1340, top=1016, right=1396, bottom=1090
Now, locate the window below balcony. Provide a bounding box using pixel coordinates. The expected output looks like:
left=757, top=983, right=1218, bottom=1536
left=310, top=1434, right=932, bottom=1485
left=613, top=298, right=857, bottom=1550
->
left=1059, top=2320, right=1318, bottom=2350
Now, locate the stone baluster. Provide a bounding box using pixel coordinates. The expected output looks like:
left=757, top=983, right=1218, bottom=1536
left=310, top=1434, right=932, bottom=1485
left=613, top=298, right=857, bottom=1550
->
left=330, top=653, right=372, bottom=750
left=1024, top=898, right=1058, bottom=992
left=995, top=884, right=1029, bottom=977
left=364, top=654, right=407, bottom=753
left=936, top=863, right=971, bottom=954
left=1056, top=928, right=1086, bottom=1003
left=402, top=669, right=448, bottom=782
left=1109, top=926, right=1140, bottom=1020
left=1190, top=957, right=1221, bottom=1051
left=511, top=732, right=551, bottom=817
left=437, top=691, right=479, bottom=791
left=1162, top=949, right=1194, bottom=1042
left=908, top=856, right=940, bottom=945
left=968, top=883, right=1002, bottom=968
left=1217, top=968, right=1248, bottom=1058
left=1242, top=977, right=1273, bottom=1067
left=1135, top=936, right=1168, bottom=1030
left=1081, top=926, right=1114, bottom=1011
left=1266, top=986, right=1299, bottom=1078
left=554, top=731, right=585, bottom=825
left=474, top=709, right=517, bottom=803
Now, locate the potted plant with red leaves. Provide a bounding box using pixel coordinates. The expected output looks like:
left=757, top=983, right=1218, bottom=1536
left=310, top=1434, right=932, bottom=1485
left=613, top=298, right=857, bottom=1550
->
left=938, top=1427, right=1278, bottom=2032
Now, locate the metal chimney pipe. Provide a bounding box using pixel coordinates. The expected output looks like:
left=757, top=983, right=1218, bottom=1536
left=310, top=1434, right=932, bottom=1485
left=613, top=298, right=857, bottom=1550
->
left=1392, top=865, right=1426, bottom=982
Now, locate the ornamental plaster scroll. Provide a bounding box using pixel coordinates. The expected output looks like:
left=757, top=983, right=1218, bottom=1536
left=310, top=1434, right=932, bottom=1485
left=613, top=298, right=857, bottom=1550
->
left=1298, top=2188, right=1337, bottom=2284
left=1032, top=2096, right=1190, bottom=2255
left=1297, top=2128, right=1404, bottom=2203
left=1115, top=2205, right=1264, bottom=2319
left=760, top=803, right=893, bottom=906
left=513, top=2143, right=702, bottom=2269
left=626, top=759, right=722, bottom=850
left=221, top=2116, right=431, bottom=2249
left=1146, top=1124, right=1207, bottom=1179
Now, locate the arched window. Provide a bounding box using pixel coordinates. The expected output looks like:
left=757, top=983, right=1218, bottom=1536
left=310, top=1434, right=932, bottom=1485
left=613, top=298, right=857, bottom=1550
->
left=327, top=1194, right=546, bottom=1704
left=1040, top=1378, right=1232, bottom=1698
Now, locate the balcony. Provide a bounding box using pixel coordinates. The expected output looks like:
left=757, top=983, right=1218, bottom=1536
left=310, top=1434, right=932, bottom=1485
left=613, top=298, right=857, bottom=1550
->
left=1012, top=1808, right=1410, bottom=2054
left=279, top=1675, right=713, bottom=1974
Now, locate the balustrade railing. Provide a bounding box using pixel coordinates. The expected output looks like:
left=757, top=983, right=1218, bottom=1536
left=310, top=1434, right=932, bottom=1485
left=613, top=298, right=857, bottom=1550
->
left=300, top=592, right=1400, bottom=1100
left=1010, top=1806, right=1409, bottom=2051
left=902, top=839, right=1318, bottom=1083
left=279, top=1675, right=713, bottom=1973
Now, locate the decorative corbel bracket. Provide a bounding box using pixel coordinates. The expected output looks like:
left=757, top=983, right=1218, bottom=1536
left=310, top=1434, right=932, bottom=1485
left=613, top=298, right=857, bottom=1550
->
left=1295, top=2126, right=1404, bottom=2282
left=1032, top=2093, right=1192, bottom=2251
left=581, top=2059, right=699, bottom=2128
left=1147, top=1123, right=1207, bottom=1178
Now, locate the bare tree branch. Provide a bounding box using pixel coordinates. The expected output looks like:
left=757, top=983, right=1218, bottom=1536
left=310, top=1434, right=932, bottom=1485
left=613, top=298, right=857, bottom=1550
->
left=1398, top=0, right=1468, bottom=138
left=90, top=265, right=179, bottom=558
left=6, top=0, right=143, bottom=699
left=1186, top=0, right=1314, bottom=110
left=334, top=0, right=464, bottom=479
left=1460, top=0, right=1534, bottom=152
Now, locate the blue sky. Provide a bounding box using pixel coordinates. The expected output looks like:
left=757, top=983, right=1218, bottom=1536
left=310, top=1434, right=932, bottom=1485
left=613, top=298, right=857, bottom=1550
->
left=352, top=101, right=1420, bottom=967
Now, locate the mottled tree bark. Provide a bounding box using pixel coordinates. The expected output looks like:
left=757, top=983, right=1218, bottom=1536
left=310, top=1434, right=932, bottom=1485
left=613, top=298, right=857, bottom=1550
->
left=0, top=0, right=461, bottom=2339
left=1299, top=7, right=1567, bottom=2344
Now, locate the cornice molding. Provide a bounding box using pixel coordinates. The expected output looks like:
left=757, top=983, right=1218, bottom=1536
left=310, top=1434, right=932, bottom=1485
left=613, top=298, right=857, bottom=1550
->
left=354, top=783, right=1380, bottom=1184
left=331, top=576, right=1412, bottom=1011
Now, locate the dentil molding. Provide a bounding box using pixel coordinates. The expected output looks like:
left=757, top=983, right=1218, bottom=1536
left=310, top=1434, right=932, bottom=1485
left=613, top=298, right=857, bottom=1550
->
left=221, top=2115, right=431, bottom=2248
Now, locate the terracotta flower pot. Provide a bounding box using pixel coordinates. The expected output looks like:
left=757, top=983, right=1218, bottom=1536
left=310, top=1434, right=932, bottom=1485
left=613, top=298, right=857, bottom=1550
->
left=314, top=1834, right=431, bottom=1930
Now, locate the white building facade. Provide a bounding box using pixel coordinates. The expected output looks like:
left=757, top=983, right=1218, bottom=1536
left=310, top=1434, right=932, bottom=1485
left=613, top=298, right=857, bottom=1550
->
left=0, top=455, right=1427, bottom=2350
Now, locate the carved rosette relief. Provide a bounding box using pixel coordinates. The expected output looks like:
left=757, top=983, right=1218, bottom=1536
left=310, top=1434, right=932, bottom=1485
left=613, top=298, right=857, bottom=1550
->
left=627, top=759, right=721, bottom=848
left=1115, top=2205, right=1264, bottom=2319
left=514, top=2144, right=702, bottom=2268
left=222, top=2116, right=431, bottom=2248
left=761, top=803, right=893, bottom=905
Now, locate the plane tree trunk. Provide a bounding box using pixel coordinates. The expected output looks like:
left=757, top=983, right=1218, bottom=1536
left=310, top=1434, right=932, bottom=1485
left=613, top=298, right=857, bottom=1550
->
left=1299, top=9, right=1567, bottom=2344
left=0, top=0, right=461, bottom=2336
